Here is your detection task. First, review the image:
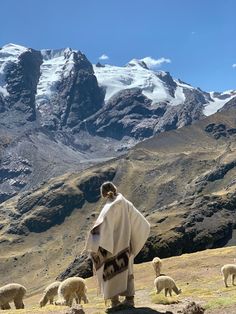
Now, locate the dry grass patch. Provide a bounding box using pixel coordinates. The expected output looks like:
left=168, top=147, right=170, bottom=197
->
left=150, top=290, right=179, bottom=305
left=3, top=246, right=236, bottom=313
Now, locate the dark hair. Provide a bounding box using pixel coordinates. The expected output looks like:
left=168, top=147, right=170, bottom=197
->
left=100, top=181, right=117, bottom=199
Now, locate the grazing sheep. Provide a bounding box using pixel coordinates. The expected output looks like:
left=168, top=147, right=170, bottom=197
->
left=56, top=277, right=88, bottom=307
left=152, top=257, right=162, bottom=277
left=154, top=275, right=181, bottom=297
left=39, top=281, right=61, bottom=307
left=0, top=283, right=26, bottom=309
left=221, top=264, right=236, bottom=287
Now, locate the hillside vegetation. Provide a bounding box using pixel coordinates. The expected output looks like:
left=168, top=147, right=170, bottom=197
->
left=0, top=110, right=235, bottom=294
left=2, top=247, right=236, bottom=313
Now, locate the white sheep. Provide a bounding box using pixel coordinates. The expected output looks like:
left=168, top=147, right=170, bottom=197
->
left=152, top=257, right=162, bottom=277
left=39, top=281, right=61, bottom=307
left=56, top=277, right=88, bottom=307
left=154, top=275, right=182, bottom=297
left=0, top=283, right=26, bottom=309
left=221, top=264, right=236, bottom=287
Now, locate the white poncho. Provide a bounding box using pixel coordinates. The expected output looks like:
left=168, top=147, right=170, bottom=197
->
left=85, top=193, right=150, bottom=299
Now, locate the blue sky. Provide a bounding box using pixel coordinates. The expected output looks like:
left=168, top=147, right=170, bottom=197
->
left=1, top=0, right=235, bottom=91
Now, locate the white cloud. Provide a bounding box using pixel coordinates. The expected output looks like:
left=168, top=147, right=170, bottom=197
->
left=232, top=64, right=236, bottom=68
left=99, top=54, right=109, bottom=60
left=140, top=56, right=171, bottom=69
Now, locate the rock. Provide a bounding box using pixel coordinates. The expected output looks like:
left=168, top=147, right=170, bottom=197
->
left=39, top=49, right=104, bottom=130
left=79, top=88, right=160, bottom=140
left=0, top=154, right=32, bottom=203
left=6, top=166, right=116, bottom=234
left=77, top=167, right=116, bottom=202
left=204, top=122, right=236, bottom=139
left=64, top=305, right=85, bottom=314
left=57, top=253, right=93, bottom=280
left=96, top=62, right=105, bottom=68
left=135, top=191, right=236, bottom=262
left=219, top=96, right=236, bottom=112
left=182, top=301, right=205, bottom=314
left=157, top=71, right=177, bottom=97
left=3, top=48, right=42, bottom=123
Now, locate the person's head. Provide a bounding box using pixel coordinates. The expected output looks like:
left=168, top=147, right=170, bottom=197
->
left=100, top=181, right=117, bottom=199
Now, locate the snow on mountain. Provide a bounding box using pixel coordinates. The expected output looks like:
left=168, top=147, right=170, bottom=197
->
left=203, top=91, right=236, bottom=116
left=35, top=48, right=76, bottom=117
left=93, top=59, right=235, bottom=115
left=93, top=60, right=187, bottom=106
left=0, top=43, right=28, bottom=97
left=0, top=44, right=235, bottom=120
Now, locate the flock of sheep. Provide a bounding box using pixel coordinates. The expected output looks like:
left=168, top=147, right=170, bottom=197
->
left=152, top=257, right=236, bottom=296
left=1, top=258, right=236, bottom=310
left=0, top=277, right=88, bottom=310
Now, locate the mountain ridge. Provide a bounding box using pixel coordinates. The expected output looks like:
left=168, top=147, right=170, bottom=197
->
left=0, top=42, right=235, bottom=204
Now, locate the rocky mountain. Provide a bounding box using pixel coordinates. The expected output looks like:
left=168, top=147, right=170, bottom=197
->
left=0, top=109, right=235, bottom=288
left=1, top=43, right=235, bottom=136
left=0, top=43, right=235, bottom=204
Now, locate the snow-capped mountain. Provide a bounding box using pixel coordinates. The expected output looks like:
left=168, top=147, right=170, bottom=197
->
left=0, top=43, right=104, bottom=130
left=0, top=43, right=235, bottom=135
left=93, top=59, right=236, bottom=115
left=0, top=43, right=236, bottom=204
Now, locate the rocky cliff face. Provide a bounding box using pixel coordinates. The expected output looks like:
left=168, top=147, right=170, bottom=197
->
left=0, top=45, right=42, bottom=125
left=36, top=48, right=104, bottom=130
left=80, top=87, right=206, bottom=140
left=219, top=96, right=236, bottom=112
left=0, top=44, right=104, bottom=131
left=1, top=43, right=235, bottom=138
left=0, top=43, right=235, bottom=204
left=0, top=45, right=106, bottom=202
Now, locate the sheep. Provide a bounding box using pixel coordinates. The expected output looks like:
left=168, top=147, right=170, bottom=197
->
left=154, top=275, right=181, bottom=297
left=152, top=257, right=162, bottom=277
left=39, top=281, right=61, bottom=307
left=56, top=277, right=88, bottom=307
left=0, top=283, right=26, bottom=309
left=221, top=264, right=236, bottom=287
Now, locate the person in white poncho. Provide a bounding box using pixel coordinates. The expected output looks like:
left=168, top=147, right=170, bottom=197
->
left=85, top=181, right=150, bottom=311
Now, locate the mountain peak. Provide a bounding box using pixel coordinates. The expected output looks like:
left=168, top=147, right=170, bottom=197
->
left=40, top=47, right=77, bottom=61
left=0, top=43, right=28, bottom=57
left=126, top=58, right=149, bottom=69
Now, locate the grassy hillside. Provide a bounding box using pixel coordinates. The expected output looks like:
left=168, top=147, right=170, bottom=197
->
left=0, top=110, right=235, bottom=295
left=2, top=246, right=236, bottom=314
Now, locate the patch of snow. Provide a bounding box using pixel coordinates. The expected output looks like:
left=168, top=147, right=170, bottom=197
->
left=0, top=86, right=8, bottom=97
left=222, top=90, right=236, bottom=95
left=0, top=43, right=28, bottom=97
left=126, top=59, right=149, bottom=69
left=93, top=60, right=201, bottom=106
left=172, top=86, right=186, bottom=105
left=41, top=48, right=65, bottom=60
left=36, top=48, right=76, bottom=115
left=94, top=63, right=191, bottom=105
left=203, top=93, right=235, bottom=116
left=175, top=79, right=194, bottom=90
